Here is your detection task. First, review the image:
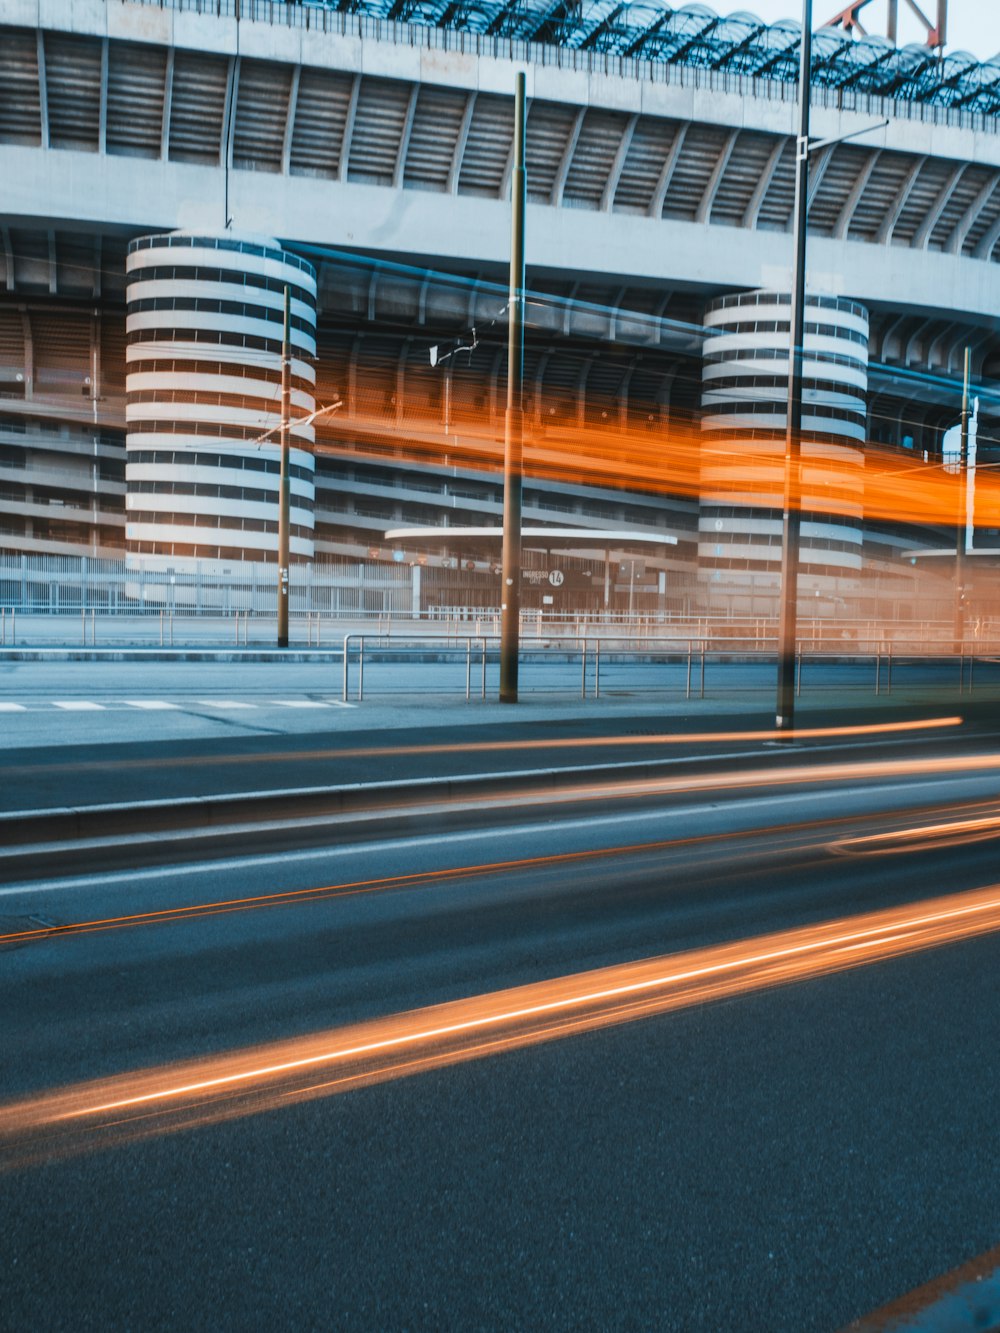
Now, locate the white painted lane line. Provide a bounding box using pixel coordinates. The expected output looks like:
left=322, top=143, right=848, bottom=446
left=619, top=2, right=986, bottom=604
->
left=1, top=772, right=986, bottom=896
left=270, top=700, right=330, bottom=709
left=0, top=703, right=26, bottom=712
left=123, top=700, right=181, bottom=710
left=53, top=701, right=105, bottom=711
left=197, top=700, right=257, bottom=710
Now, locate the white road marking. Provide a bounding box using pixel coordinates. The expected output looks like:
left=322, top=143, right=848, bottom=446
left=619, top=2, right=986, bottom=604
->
left=0, top=773, right=982, bottom=897
left=0, top=697, right=354, bottom=712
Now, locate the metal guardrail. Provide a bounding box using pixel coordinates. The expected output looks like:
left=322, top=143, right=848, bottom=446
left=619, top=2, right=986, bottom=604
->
left=336, top=634, right=1000, bottom=703
left=342, top=634, right=489, bottom=702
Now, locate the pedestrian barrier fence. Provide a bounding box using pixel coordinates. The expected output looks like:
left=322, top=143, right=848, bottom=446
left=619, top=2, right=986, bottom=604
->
left=336, top=635, right=1000, bottom=703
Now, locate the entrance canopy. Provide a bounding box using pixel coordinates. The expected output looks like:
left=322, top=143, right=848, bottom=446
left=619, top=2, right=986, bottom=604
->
left=384, top=527, right=677, bottom=548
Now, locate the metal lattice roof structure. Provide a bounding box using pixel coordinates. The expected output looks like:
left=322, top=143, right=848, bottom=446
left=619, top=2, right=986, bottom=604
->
left=295, top=1, right=1000, bottom=111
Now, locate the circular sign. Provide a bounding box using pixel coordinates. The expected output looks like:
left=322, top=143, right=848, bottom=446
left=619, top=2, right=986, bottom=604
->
left=548, top=569, right=565, bottom=587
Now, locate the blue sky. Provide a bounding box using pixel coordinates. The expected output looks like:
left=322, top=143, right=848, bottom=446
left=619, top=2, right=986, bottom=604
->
left=722, top=1, right=1000, bottom=60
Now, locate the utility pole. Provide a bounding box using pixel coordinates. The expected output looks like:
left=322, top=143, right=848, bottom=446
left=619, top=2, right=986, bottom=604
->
left=500, top=71, right=526, bottom=703
left=277, top=283, right=291, bottom=648
left=776, top=0, right=812, bottom=735
left=954, top=345, right=971, bottom=654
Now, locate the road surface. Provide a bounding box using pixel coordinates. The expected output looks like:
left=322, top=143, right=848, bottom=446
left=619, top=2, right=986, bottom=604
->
left=3, top=701, right=1000, bottom=1331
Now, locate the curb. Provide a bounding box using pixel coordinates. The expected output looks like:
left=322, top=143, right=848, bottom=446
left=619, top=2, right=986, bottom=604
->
left=0, top=755, right=701, bottom=849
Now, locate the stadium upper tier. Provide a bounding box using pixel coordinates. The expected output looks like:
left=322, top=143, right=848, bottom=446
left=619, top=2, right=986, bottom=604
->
left=51, top=0, right=1000, bottom=112
left=3, top=0, right=1000, bottom=325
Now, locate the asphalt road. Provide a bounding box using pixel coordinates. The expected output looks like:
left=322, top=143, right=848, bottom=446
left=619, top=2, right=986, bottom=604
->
left=3, top=745, right=1000, bottom=1330
left=1, top=656, right=998, bottom=815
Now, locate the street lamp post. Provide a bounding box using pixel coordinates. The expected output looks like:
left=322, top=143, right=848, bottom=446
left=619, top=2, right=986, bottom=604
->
left=954, top=345, right=972, bottom=653
left=277, top=283, right=291, bottom=648
left=500, top=71, right=526, bottom=703
left=775, top=0, right=813, bottom=734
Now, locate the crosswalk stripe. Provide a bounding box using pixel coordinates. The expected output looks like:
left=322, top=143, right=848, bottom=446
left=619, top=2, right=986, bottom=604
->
left=5, top=697, right=355, bottom=712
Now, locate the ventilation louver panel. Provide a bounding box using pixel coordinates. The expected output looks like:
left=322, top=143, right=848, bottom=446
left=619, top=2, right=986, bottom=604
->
left=628, top=366, right=671, bottom=420
left=613, top=118, right=678, bottom=213
left=525, top=101, right=579, bottom=203
left=101, top=315, right=127, bottom=396
left=233, top=59, right=291, bottom=173
left=289, top=68, right=355, bottom=177
left=8, top=228, right=50, bottom=294
left=563, top=109, right=630, bottom=208
left=457, top=94, right=513, bottom=197
left=31, top=311, right=92, bottom=394
left=0, top=28, right=41, bottom=144
left=585, top=355, right=630, bottom=418
left=44, top=33, right=101, bottom=150
left=569, top=283, right=615, bottom=338
left=403, top=87, right=468, bottom=191
left=808, top=145, right=872, bottom=235
left=0, top=310, right=26, bottom=380
left=374, top=274, right=425, bottom=324
left=889, top=158, right=955, bottom=244
left=99, top=235, right=129, bottom=303
left=757, top=140, right=796, bottom=231
left=929, top=164, right=996, bottom=250
left=106, top=42, right=166, bottom=158
left=55, top=233, right=97, bottom=297
left=168, top=50, right=230, bottom=164
left=847, top=152, right=915, bottom=240
left=662, top=124, right=732, bottom=221
left=963, top=182, right=1000, bottom=256
left=710, top=132, right=777, bottom=226
left=348, top=78, right=413, bottom=185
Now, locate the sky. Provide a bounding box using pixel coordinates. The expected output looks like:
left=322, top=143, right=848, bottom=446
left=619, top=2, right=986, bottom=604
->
left=719, top=0, right=1000, bottom=60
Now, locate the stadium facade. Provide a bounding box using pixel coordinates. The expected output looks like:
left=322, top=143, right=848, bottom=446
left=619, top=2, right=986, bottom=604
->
left=2, top=0, right=1000, bottom=618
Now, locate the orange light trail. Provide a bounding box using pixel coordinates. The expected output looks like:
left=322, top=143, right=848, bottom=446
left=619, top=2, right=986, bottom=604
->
left=5, top=880, right=1000, bottom=1167
left=829, top=810, right=1000, bottom=856
left=0, top=804, right=867, bottom=946
left=2, top=742, right=998, bottom=950
left=312, top=396, right=1000, bottom=529
left=0, top=715, right=963, bottom=778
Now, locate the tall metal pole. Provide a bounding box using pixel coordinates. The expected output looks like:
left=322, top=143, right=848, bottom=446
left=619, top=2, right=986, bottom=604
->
left=776, top=0, right=812, bottom=734
left=500, top=71, right=526, bottom=703
left=277, top=283, right=291, bottom=648
left=953, top=345, right=971, bottom=654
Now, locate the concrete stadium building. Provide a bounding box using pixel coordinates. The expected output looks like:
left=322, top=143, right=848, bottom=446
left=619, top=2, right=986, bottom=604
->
left=3, top=0, right=1000, bottom=618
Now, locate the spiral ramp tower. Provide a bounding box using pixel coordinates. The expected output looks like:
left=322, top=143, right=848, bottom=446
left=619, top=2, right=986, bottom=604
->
left=700, top=292, right=869, bottom=617
left=124, top=233, right=317, bottom=570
